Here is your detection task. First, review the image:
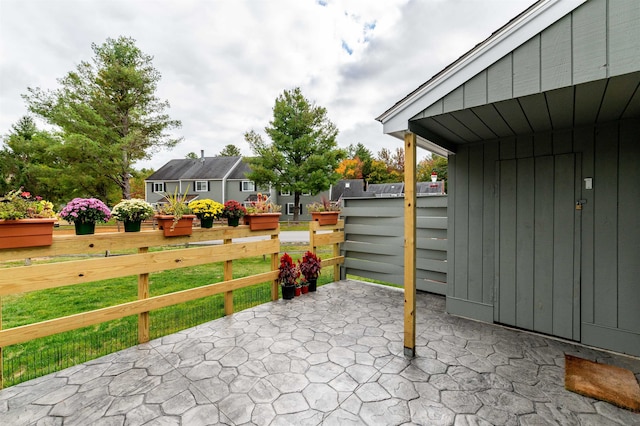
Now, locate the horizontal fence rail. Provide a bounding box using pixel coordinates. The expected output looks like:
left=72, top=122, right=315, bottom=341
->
left=0, top=221, right=345, bottom=388
left=341, top=196, right=447, bottom=294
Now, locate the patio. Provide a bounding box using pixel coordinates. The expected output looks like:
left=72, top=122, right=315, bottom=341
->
left=0, top=280, right=638, bottom=425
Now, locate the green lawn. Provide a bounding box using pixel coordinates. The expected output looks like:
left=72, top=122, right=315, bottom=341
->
left=1, top=244, right=335, bottom=387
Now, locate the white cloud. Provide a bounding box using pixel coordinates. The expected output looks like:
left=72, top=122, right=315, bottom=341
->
left=1, top=0, right=534, bottom=169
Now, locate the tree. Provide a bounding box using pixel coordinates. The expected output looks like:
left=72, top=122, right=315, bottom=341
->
left=219, top=144, right=241, bottom=157
left=417, top=154, right=448, bottom=183
left=245, top=87, right=343, bottom=221
left=23, top=36, right=181, bottom=201
left=185, top=152, right=199, bottom=159
left=336, top=158, right=363, bottom=179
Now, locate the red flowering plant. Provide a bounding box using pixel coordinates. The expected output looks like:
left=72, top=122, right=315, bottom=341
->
left=278, top=253, right=300, bottom=287
left=221, top=200, right=247, bottom=219
left=0, top=188, right=56, bottom=220
left=298, top=251, right=321, bottom=281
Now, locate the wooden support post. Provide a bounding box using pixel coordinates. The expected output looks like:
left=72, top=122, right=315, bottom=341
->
left=271, top=234, right=280, bottom=301
left=309, top=220, right=318, bottom=254
left=223, top=239, right=233, bottom=315
left=404, top=132, right=417, bottom=357
left=138, top=247, right=150, bottom=344
left=1, top=295, right=3, bottom=389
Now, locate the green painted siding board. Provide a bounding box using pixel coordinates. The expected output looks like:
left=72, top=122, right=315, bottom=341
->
left=594, top=124, right=618, bottom=328
left=447, top=297, right=494, bottom=323
left=552, top=153, right=576, bottom=340
left=534, top=156, right=554, bottom=334
left=582, top=323, right=640, bottom=358
left=546, top=87, right=574, bottom=130
left=608, top=0, right=640, bottom=77
left=472, top=105, right=514, bottom=138
left=487, top=54, right=513, bottom=103
left=499, top=159, right=517, bottom=325
left=513, top=36, right=541, bottom=97
left=617, top=120, right=640, bottom=333
left=454, top=148, right=470, bottom=299
left=572, top=0, right=607, bottom=84
left=450, top=109, right=497, bottom=140
left=574, top=127, right=594, bottom=324
left=519, top=94, right=552, bottom=132
left=500, top=137, right=516, bottom=160
left=483, top=142, right=498, bottom=305
left=553, top=129, right=573, bottom=155
left=598, top=73, right=639, bottom=123
left=417, top=258, right=447, bottom=274
left=416, top=217, right=447, bottom=229
left=516, top=157, right=535, bottom=330
left=468, top=145, right=484, bottom=302
left=433, top=114, right=478, bottom=142
left=533, top=132, right=553, bottom=157
left=464, top=71, right=487, bottom=108
left=574, top=80, right=607, bottom=126
left=448, top=154, right=456, bottom=298
left=622, top=81, right=640, bottom=118
left=423, top=100, right=444, bottom=118
left=417, top=279, right=447, bottom=295
left=516, top=134, right=534, bottom=159
left=541, top=15, right=572, bottom=91
left=495, top=100, right=532, bottom=135
left=443, top=86, right=464, bottom=113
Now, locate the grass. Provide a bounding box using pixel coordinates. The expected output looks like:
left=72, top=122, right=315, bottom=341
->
left=1, top=243, right=335, bottom=387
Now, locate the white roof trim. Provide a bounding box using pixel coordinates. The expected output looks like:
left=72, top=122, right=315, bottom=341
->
left=378, top=0, right=586, bottom=136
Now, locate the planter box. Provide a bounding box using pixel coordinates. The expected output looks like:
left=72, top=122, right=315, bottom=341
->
left=311, top=211, right=339, bottom=226
left=244, top=213, right=281, bottom=231
left=155, top=215, right=196, bottom=237
left=0, top=218, right=57, bottom=249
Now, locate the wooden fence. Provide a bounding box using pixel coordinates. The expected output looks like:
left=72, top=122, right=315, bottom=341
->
left=0, top=220, right=345, bottom=388
left=341, top=196, right=447, bottom=294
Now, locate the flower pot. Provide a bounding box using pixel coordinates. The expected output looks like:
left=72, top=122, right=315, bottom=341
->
left=199, top=217, right=215, bottom=229
left=155, top=215, right=195, bottom=237
left=311, top=211, right=339, bottom=226
left=301, top=285, right=309, bottom=294
left=0, top=218, right=56, bottom=249
left=123, top=220, right=142, bottom=232
left=244, top=213, right=281, bottom=231
left=227, top=217, right=240, bottom=227
left=308, top=278, right=317, bottom=292
left=75, top=222, right=96, bottom=235
left=282, top=285, right=295, bottom=300
left=295, top=286, right=302, bottom=297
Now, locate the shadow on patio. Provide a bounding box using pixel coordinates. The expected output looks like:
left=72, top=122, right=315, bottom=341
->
left=1, top=280, right=639, bottom=425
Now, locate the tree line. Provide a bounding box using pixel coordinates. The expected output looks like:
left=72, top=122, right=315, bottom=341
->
left=1, top=36, right=445, bottom=217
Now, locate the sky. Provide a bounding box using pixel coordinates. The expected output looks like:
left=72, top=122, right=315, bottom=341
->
left=0, top=0, right=534, bottom=170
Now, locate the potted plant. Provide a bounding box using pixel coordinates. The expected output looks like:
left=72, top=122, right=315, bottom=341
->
left=221, top=200, right=247, bottom=227
left=111, top=198, right=154, bottom=232
left=155, top=187, right=195, bottom=237
left=298, top=250, right=321, bottom=292
left=306, top=196, right=340, bottom=226
left=244, top=193, right=281, bottom=231
left=278, top=252, right=299, bottom=300
left=188, top=198, right=224, bottom=228
left=0, top=188, right=57, bottom=249
left=59, top=197, right=111, bottom=235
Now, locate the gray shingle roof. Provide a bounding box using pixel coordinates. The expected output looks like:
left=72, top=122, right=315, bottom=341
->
left=147, top=156, right=242, bottom=181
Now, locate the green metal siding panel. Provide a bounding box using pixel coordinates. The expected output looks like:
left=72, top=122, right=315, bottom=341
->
left=519, top=94, right=552, bottom=132
left=546, top=86, right=575, bottom=130
left=498, top=159, right=517, bottom=325
left=483, top=142, right=498, bottom=305
left=533, top=131, right=553, bottom=157
left=447, top=154, right=456, bottom=298
left=541, top=15, right=572, bottom=91
left=516, top=134, right=534, bottom=158
left=572, top=0, right=607, bottom=84
left=617, top=120, right=640, bottom=333
left=609, top=0, right=640, bottom=77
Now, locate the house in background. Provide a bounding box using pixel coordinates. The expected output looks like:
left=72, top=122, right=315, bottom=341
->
left=145, top=152, right=328, bottom=221
left=378, top=0, right=640, bottom=356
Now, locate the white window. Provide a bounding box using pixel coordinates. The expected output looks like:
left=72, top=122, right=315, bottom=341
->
left=242, top=181, right=255, bottom=192
left=286, top=203, right=303, bottom=215
left=195, top=181, right=207, bottom=192
left=302, top=191, right=311, bottom=196
left=153, top=183, right=165, bottom=192
left=280, top=190, right=290, bottom=196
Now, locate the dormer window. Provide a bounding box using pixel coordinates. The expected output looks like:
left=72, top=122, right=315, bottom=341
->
left=241, top=181, right=256, bottom=192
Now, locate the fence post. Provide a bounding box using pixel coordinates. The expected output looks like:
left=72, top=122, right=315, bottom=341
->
left=403, top=132, right=417, bottom=358
left=309, top=220, right=318, bottom=254
left=224, top=239, right=233, bottom=315
left=138, top=247, right=150, bottom=344
left=271, top=232, right=280, bottom=300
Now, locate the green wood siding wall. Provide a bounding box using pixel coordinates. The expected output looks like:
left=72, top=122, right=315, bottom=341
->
left=447, top=118, right=640, bottom=356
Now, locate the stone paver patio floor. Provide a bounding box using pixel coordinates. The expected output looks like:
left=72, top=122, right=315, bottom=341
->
left=1, top=280, right=639, bottom=425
